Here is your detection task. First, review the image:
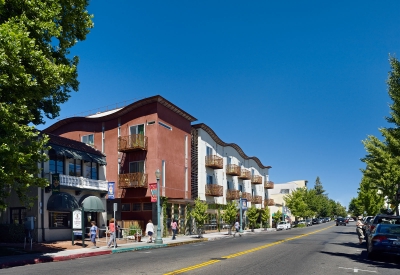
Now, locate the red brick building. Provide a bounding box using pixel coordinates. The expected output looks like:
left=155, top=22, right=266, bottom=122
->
left=43, top=95, right=196, bottom=231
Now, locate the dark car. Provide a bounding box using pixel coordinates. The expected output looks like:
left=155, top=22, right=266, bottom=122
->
left=362, top=216, right=374, bottom=235
left=336, top=217, right=347, bottom=226
left=306, top=219, right=312, bottom=226
left=312, top=218, right=320, bottom=225
left=367, top=223, right=400, bottom=259
left=366, top=215, right=400, bottom=240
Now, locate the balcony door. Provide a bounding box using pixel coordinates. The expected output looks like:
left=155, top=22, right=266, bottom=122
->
left=206, top=146, right=212, bottom=156
left=130, top=124, right=144, bottom=135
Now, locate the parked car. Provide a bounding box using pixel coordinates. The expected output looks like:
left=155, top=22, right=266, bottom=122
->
left=312, top=218, right=320, bottom=225
left=362, top=216, right=375, bottom=235
left=305, top=219, right=313, bottom=226
left=367, top=223, right=400, bottom=259
left=366, top=214, right=400, bottom=240
left=348, top=217, right=354, bottom=222
left=320, top=218, right=326, bottom=223
left=324, top=217, right=331, bottom=222
left=277, top=221, right=291, bottom=230
left=336, top=217, right=347, bottom=226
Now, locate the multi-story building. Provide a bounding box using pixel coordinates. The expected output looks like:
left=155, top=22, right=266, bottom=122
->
left=191, top=123, right=272, bottom=226
left=43, top=95, right=196, bottom=232
left=269, top=180, right=308, bottom=225
left=1, top=133, right=107, bottom=242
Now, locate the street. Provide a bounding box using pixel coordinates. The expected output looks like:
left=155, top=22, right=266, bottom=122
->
left=1, top=223, right=399, bottom=275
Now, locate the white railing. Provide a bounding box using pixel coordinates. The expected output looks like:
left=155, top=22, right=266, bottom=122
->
left=59, top=174, right=108, bottom=191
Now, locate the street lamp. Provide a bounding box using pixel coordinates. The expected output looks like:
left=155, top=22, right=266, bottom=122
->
left=155, top=169, right=163, bottom=244
left=239, top=191, right=243, bottom=233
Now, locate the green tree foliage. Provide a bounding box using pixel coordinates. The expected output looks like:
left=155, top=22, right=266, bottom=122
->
left=191, top=198, right=208, bottom=237
left=357, top=177, right=385, bottom=215
left=361, top=57, right=400, bottom=214
left=222, top=201, right=237, bottom=235
left=0, top=0, right=93, bottom=208
left=348, top=197, right=364, bottom=217
left=314, top=176, right=326, bottom=195
left=246, top=206, right=259, bottom=231
left=272, top=210, right=282, bottom=227
left=284, top=187, right=308, bottom=219
left=261, top=206, right=270, bottom=228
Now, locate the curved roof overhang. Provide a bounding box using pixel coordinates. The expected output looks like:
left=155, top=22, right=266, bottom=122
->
left=192, top=123, right=271, bottom=170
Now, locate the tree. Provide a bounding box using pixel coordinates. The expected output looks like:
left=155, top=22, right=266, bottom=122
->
left=348, top=197, right=364, bottom=217
left=284, top=187, right=309, bottom=219
left=0, top=0, right=93, bottom=208
left=261, top=207, right=270, bottom=229
left=222, top=201, right=237, bottom=235
left=191, top=198, right=208, bottom=238
left=357, top=177, right=384, bottom=215
left=272, top=210, right=282, bottom=227
left=314, top=176, right=326, bottom=195
left=246, top=206, right=259, bottom=232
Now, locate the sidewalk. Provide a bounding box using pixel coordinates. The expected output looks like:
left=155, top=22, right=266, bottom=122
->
left=0, top=229, right=275, bottom=269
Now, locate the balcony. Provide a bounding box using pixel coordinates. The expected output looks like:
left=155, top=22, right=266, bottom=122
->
left=251, top=175, right=262, bottom=184
left=226, top=189, right=240, bottom=200
left=59, top=174, right=108, bottom=191
left=118, top=134, right=148, bottom=152
left=238, top=169, right=251, bottom=179
left=226, top=164, right=241, bottom=176
left=251, top=195, right=262, bottom=204
left=205, top=184, right=223, bottom=197
left=242, top=192, right=252, bottom=201
left=118, top=172, right=148, bottom=188
left=205, top=155, right=223, bottom=169
left=264, top=181, right=274, bottom=189
left=265, top=199, right=275, bottom=206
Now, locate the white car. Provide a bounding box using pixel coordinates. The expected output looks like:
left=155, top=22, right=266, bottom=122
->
left=277, top=221, right=291, bottom=230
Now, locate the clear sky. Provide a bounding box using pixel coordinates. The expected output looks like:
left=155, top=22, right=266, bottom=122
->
left=38, top=1, right=400, bottom=208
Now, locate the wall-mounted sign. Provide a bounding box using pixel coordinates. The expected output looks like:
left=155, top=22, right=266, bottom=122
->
left=51, top=173, right=60, bottom=192
left=149, top=183, right=157, bottom=202
left=108, top=182, right=115, bottom=199
left=73, top=209, right=82, bottom=229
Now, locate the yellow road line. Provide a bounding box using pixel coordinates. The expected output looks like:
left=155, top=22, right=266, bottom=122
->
left=164, top=225, right=334, bottom=274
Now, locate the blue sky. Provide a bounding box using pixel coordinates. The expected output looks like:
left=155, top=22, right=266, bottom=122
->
left=38, top=1, right=400, bottom=208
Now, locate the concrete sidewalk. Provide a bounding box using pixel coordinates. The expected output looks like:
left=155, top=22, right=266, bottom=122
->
left=0, top=229, right=274, bottom=269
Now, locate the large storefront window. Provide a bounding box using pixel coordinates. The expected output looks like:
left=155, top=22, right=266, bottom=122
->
left=49, top=212, right=71, bottom=229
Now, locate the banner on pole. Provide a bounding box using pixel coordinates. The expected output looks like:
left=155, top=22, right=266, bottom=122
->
left=51, top=173, right=60, bottom=192
left=108, top=182, right=115, bottom=199
left=149, top=183, right=157, bottom=202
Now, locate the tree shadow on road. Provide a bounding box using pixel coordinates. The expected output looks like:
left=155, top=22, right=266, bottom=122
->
left=332, top=231, right=357, bottom=235
left=320, top=250, right=400, bottom=269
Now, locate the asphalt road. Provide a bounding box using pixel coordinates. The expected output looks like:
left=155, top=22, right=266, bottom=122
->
left=2, top=222, right=399, bottom=275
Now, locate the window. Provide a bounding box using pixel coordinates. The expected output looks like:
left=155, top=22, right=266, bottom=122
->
left=207, top=175, right=213, bottom=185
left=280, top=189, right=290, bottom=194
left=49, top=152, right=64, bottom=174
left=227, top=157, right=231, bottom=165
left=129, top=161, right=145, bottom=173
left=252, top=189, right=255, bottom=196
left=239, top=185, right=243, bottom=192
left=130, top=124, right=145, bottom=135
left=121, top=204, right=131, bottom=212
left=143, top=203, right=152, bottom=211
left=84, top=162, right=98, bottom=179
left=82, top=134, right=94, bottom=145
left=227, top=181, right=231, bottom=190
left=49, top=212, right=71, bottom=229
left=147, top=121, right=155, bottom=125
left=158, top=121, right=172, bottom=130
left=132, top=203, right=142, bottom=211
left=206, top=146, right=213, bottom=156
left=68, top=159, right=82, bottom=177
left=10, top=207, right=26, bottom=224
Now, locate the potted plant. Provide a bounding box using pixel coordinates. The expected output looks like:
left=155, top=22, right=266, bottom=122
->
left=128, top=224, right=142, bottom=242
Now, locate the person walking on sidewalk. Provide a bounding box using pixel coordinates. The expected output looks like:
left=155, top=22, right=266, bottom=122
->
left=171, top=219, right=178, bottom=240
left=107, top=218, right=117, bottom=248
left=146, top=220, right=154, bottom=243
left=233, top=220, right=241, bottom=237
left=90, top=221, right=99, bottom=248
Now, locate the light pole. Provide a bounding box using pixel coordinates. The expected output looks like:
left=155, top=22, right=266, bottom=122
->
left=282, top=203, right=285, bottom=222
left=155, top=169, right=163, bottom=244
left=239, top=191, right=243, bottom=233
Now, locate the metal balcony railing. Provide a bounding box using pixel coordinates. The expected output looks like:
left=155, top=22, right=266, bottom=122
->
left=59, top=174, right=108, bottom=191
left=205, top=184, right=223, bottom=197
left=251, top=195, right=262, bottom=204
left=226, top=164, right=241, bottom=176
left=118, top=172, right=148, bottom=188
left=251, top=175, right=262, bottom=184
left=264, top=181, right=274, bottom=189
left=205, top=155, right=223, bottom=169
left=265, top=199, right=275, bottom=206
left=118, top=134, right=148, bottom=152
left=226, top=189, right=240, bottom=200
left=238, top=169, right=251, bottom=179
left=242, top=192, right=252, bottom=201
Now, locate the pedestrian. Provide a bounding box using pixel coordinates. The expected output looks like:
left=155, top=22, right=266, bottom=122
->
left=233, top=220, right=241, bottom=237
left=107, top=218, right=117, bottom=248
left=171, top=219, right=178, bottom=240
left=90, top=221, right=98, bottom=248
left=356, top=216, right=364, bottom=244
left=145, top=220, right=154, bottom=243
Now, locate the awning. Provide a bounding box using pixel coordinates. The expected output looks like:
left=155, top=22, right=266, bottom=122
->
left=81, top=196, right=105, bottom=212
left=47, top=192, right=79, bottom=212
left=49, top=144, right=105, bottom=165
